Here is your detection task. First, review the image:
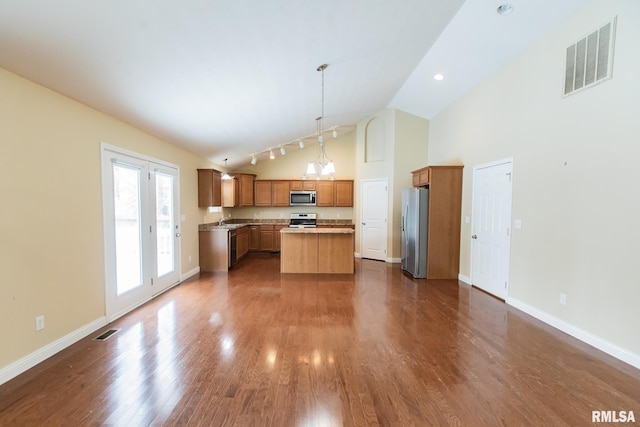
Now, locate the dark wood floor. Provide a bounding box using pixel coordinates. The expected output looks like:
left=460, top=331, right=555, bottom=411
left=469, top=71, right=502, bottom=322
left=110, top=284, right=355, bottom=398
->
left=1, top=255, right=639, bottom=426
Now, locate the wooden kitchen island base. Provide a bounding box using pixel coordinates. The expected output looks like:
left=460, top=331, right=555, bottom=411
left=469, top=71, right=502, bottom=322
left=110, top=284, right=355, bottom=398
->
left=280, top=228, right=354, bottom=273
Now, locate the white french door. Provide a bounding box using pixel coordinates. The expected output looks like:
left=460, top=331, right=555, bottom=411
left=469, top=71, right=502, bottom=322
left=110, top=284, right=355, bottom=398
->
left=102, top=145, right=180, bottom=321
left=471, top=159, right=513, bottom=300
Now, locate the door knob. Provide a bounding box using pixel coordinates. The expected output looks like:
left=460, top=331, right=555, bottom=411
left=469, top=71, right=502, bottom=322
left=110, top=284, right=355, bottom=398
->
left=471, top=234, right=477, bottom=239
left=362, top=222, right=366, bottom=226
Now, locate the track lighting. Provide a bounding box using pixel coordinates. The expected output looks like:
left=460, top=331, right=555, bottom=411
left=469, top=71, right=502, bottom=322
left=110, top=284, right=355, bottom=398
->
left=280, top=146, right=286, bottom=156
left=250, top=155, right=257, bottom=165
left=299, top=140, right=304, bottom=149
left=332, top=129, right=338, bottom=138
left=269, top=149, right=275, bottom=160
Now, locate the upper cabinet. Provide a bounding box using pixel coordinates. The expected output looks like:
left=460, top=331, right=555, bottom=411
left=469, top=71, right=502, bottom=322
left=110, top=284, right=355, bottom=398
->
left=290, top=180, right=316, bottom=191
left=205, top=174, right=353, bottom=208
left=334, top=180, right=354, bottom=207
left=197, top=169, right=221, bottom=207
left=222, top=177, right=239, bottom=208
left=271, top=181, right=290, bottom=207
left=411, top=167, right=431, bottom=187
left=316, top=181, right=335, bottom=207
left=254, top=180, right=272, bottom=207
left=222, top=173, right=256, bottom=207
left=238, top=174, right=256, bottom=206
left=317, top=180, right=353, bottom=207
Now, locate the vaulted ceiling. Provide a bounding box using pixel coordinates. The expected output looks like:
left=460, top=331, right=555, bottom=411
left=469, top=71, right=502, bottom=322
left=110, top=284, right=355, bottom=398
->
left=0, top=0, right=587, bottom=169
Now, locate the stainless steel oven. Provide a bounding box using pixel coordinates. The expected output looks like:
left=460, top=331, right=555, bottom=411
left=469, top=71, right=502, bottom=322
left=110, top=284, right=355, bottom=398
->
left=289, top=191, right=316, bottom=206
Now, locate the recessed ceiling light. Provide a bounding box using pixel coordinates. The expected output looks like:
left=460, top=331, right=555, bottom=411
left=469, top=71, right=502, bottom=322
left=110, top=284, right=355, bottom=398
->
left=497, top=4, right=513, bottom=15
left=433, top=73, right=444, bottom=81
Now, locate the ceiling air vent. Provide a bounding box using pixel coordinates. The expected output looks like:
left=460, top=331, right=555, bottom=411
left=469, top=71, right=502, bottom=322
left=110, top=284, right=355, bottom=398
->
left=563, top=17, right=616, bottom=96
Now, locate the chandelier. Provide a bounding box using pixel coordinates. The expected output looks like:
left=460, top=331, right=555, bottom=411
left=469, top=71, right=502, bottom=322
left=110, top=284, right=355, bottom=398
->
left=305, top=64, right=336, bottom=179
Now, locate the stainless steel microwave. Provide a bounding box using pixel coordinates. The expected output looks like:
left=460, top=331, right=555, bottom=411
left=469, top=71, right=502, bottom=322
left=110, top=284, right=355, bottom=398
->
left=290, top=191, right=316, bottom=206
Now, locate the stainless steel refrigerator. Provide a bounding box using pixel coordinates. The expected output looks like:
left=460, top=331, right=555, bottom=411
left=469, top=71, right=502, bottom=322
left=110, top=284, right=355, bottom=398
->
left=401, top=188, right=429, bottom=278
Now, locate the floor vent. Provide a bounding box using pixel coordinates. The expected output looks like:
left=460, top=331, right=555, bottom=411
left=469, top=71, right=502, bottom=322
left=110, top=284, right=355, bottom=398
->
left=93, top=329, right=120, bottom=341
left=563, top=17, right=616, bottom=96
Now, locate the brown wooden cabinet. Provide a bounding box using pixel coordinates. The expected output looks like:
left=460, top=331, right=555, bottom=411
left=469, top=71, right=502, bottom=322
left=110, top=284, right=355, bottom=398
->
left=197, top=169, right=222, bottom=207
left=313, top=180, right=354, bottom=207
left=274, top=225, right=286, bottom=251
left=259, top=225, right=275, bottom=251
left=236, top=226, right=249, bottom=260
left=411, top=167, right=431, bottom=187
left=316, top=180, right=335, bottom=207
left=411, top=165, right=464, bottom=279
left=222, top=177, right=240, bottom=208
left=290, top=180, right=316, bottom=191
left=272, top=181, right=290, bottom=206
left=248, top=225, right=260, bottom=251
left=334, top=180, right=354, bottom=207
left=222, top=173, right=255, bottom=207
left=254, top=180, right=272, bottom=206
left=239, top=174, right=256, bottom=206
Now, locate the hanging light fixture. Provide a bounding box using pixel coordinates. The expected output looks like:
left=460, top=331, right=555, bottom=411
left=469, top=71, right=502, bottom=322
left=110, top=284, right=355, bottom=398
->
left=250, top=155, right=257, bottom=165
left=305, top=63, right=335, bottom=179
left=298, top=139, right=304, bottom=149
left=269, top=149, right=275, bottom=160
left=221, top=159, right=231, bottom=180
left=280, top=145, right=286, bottom=156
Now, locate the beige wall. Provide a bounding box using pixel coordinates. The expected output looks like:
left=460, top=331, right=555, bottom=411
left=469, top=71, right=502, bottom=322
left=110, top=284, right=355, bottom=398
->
left=354, top=109, right=429, bottom=259
left=429, top=0, right=640, bottom=357
left=224, top=130, right=356, bottom=221
left=0, top=68, right=214, bottom=370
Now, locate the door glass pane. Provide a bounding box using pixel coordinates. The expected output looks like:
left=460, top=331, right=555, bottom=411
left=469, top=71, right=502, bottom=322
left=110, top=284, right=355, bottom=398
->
left=113, top=164, right=143, bottom=295
left=156, top=172, right=174, bottom=277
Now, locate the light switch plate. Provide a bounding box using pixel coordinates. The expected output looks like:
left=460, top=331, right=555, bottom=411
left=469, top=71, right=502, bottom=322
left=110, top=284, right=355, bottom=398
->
left=514, top=219, right=522, bottom=229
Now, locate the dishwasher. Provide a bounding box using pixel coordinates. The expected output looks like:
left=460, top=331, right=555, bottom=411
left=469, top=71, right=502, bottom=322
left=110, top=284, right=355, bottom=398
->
left=228, top=229, right=237, bottom=268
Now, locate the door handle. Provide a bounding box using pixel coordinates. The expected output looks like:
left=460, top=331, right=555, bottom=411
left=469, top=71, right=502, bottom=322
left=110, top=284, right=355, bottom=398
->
left=362, top=222, right=366, bottom=226
left=471, top=234, right=477, bottom=239
left=176, top=233, right=182, bottom=237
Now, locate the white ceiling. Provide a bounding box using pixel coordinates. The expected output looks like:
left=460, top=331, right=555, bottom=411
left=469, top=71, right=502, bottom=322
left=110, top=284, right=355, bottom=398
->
left=0, top=0, right=587, bottom=169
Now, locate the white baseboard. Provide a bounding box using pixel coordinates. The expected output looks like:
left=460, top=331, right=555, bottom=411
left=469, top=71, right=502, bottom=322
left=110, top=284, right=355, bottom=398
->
left=458, top=274, right=471, bottom=285
left=180, top=266, right=200, bottom=282
left=354, top=252, right=362, bottom=258
left=386, top=257, right=401, bottom=264
left=507, top=297, right=640, bottom=370
left=0, top=316, right=108, bottom=386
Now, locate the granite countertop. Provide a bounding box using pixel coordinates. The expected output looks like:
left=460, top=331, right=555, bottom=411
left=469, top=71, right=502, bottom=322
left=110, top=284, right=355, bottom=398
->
left=280, top=227, right=354, bottom=234
left=199, top=219, right=353, bottom=231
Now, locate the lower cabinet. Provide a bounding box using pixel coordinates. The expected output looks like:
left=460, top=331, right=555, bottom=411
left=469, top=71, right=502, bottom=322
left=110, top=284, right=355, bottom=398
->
left=260, top=225, right=274, bottom=251
left=247, top=224, right=287, bottom=252
left=249, top=225, right=260, bottom=251
left=236, top=226, right=249, bottom=260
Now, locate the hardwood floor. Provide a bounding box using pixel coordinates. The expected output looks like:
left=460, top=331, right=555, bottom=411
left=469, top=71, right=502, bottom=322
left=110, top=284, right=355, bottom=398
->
left=1, top=255, right=639, bottom=426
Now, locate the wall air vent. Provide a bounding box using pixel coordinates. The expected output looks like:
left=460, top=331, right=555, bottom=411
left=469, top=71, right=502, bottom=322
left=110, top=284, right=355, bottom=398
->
left=563, top=17, right=616, bottom=97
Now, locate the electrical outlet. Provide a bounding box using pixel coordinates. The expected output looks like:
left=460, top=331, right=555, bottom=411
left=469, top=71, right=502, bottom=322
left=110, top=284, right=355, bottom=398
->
left=35, top=315, right=45, bottom=331
left=560, top=293, right=567, bottom=306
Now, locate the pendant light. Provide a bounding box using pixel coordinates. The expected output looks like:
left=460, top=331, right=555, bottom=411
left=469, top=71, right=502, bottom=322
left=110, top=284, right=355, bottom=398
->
left=221, top=159, right=231, bottom=180
left=305, top=64, right=335, bottom=179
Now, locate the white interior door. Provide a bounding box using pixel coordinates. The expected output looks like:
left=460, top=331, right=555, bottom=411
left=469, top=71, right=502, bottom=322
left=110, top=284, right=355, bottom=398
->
left=361, top=179, right=388, bottom=261
left=471, top=159, right=513, bottom=300
left=102, top=146, right=180, bottom=321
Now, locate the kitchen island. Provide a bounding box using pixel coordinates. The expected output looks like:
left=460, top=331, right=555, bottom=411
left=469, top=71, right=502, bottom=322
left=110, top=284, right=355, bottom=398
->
left=280, top=228, right=354, bottom=274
